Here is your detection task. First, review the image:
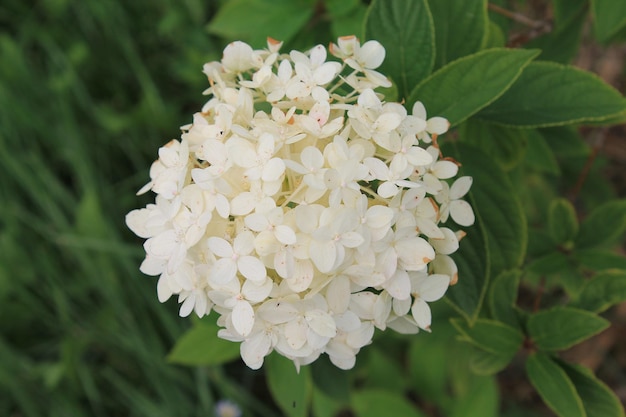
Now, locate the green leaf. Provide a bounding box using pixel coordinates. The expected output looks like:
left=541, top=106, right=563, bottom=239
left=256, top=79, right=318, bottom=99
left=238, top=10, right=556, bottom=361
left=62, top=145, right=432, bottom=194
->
left=527, top=307, right=609, bottom=351
left=591, top=0, right=626, bottom=43
left=310, top=355, right=350, bottom=401
left=360, top=347, right=406, bottom=392
left=484, top=20, right=506, bottom=48
left=312, top=387, right=345, bottom=417
left=559, top=361, right=626, bottom=417
left=576, top=199, right=626, bottom=249
left=526, top=353, right=586, bottom=417
left=477, top=62, right=626, bottom=127
left=444, top=213, right=489, bottom=321
left=364, top=0, right=435, bottom=101
left=458, top=118, right=528, bottom=171
left=266, top=353, right=312, bottom=417
left=451, top=318, right=523, bottom=355
left=524, top=129, right=560, bottom=175
left=427, top=0, right=488, bottom=69
left=351, top=389, right=426, bottom=417
left=408, top=48, right=539, bottom=126
left=167, top=316, right=240, bottom=366
left=573, top=269, right=626, bottom=313
left=445, top=142, right=527, bottom=276
left=207, top=0, right=315, bottom=47
left=408, top=328, right=454, bottom=406
left=488, top=269, right=521, bottom=328
left=75, top=191, right=110, bottom=238
left=548, top=198, right=579, bottom=245
left=525, top=1, right=586, bottom=64
left=331, top=4, right=368, bottom=40
left=576, top=249, right=626, bottom=271
left=469, top=346, right=516, bottom=375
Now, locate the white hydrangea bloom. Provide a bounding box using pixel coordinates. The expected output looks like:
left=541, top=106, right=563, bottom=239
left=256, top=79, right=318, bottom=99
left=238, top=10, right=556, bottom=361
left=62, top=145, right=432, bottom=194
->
left=126, top=36, right=474, bottom=370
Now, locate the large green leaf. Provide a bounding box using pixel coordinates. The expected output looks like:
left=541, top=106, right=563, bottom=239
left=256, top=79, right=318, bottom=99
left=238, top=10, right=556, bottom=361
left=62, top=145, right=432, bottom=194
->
left=576, top=199, right=626, bottom=249
left=477, top=62, right=626, bottom=127
left=427, top=0, right=488, bottom=69
left=167, top=316, right=240, bottom=366
left=591, top=0, right=626, bottom=43
left=559, top=361, right=626, bottom=417
left=488, top=269, right=521, bottom=328
left=364, top=0, right=435, bottom=101
left=527, top=307, right=609, bottom=351
left=266, top=353, right=312, bottom=417
left=351, top=389, right=426, bottom=417
left=207, top=0, right=315, bottom=47
left=451, top=318, right=523, bottom=356
left=449, top=374, right=499, bottom=417
left=526, top=353, right=586, bottom=417
left=445, top=142, right=527, bottom=276
left=573, top=269, right=626, bottom=313
left=469, top=346, right=516, bottom=375
left=310, top=355, right=350, bottom=401
left=576, top=249, right=626, bottom=271
left=458, top=118, right=528, bottom=171
left=407, top=48, right=538, bottom=126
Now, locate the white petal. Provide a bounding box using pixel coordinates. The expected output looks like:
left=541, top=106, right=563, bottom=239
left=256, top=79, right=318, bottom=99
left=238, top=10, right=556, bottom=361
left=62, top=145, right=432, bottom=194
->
left=147, top=230, right=178, bottom=257
left=427, top=117, right=450, bottom=135
left=313, top=61, right=341, bottom=85
left=156, top=275, right=174, bottom=302
left=395, top=237, right=435, bottom=270
left=326, top=275, right=351, bottom=313
left=305, top=310, right=336, bottom=337
left=125, top=209, right=151, bottom=238
left=179, top=293, right=196, bottom=317
left=415, top=217, right=445, bottom=239
left=140, top=255, right=167, bottom=276
left=358, top=40, right=385, bottom=69
left=230, top=192, right=257, bottom=216
left=450, top=176, right=473, bottom=199
left=411, top=298, right=432, bottom=331
left=432, top=160, right=458, bottom=179
left=430, top=227, right=459, bottom=255
left=419, top=274, right=450, bottom=302
left=450, top=200, right=475, bottom=226
left=383, top=270, right=411, bottom=300
left=207, top=237, right=233, bottom=258
left=309, top=240, right=337, bottom=273
left=377, top=181, right=399, bottom=198
left=240, top=332, right=272, bottom=370
left=210, top=258, right=237, bottom=285
left=393, top=297, right=412, bottom=316
left=340, top=231, right=364, bottom=248
left=234, top=231, right=255, bottom=255
left=284, top=318, right=308, bottom=350
left=346, top=322, right=374, bottom=349
left=245, top=213, right=270, bottom=231
left=258, top=300, right=298, bottom=324
left=232, top=300, right=255, bottom=337
left=275, top=225, right=297, bottom=245
left=262, top=158, right=285, bottom=182
left=242, top=278, right=273, bottom=303
left=237, top=256, right=267, bottom=282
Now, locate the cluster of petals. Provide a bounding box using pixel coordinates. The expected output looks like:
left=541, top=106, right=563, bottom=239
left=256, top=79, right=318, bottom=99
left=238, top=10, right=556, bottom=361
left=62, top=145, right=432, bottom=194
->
left=126, top=36, right=474, bottom=370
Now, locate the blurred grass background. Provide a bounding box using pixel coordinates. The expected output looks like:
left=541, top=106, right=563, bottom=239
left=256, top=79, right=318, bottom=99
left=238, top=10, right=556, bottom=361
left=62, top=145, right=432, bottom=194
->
left=0, top=1, right=233, bottom=415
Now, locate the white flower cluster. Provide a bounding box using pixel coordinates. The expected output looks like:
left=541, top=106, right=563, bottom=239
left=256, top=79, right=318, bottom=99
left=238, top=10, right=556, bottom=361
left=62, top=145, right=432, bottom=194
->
left=126, top=36, right=475, bottom=370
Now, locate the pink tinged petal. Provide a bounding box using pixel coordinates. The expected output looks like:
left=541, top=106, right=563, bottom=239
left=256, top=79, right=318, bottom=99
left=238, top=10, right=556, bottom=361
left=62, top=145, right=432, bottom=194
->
left=310, top=240, right=337, bottom=273
left=450, top=176, right=473, bottom=199
left=274, top=225, right=297, bottom=245
left=427, top=117, right=450, bottom=135
left=326, top=274, right=351, bottom=313
left=285, top=318, right=308, bottom=350
left=179, top=293, right=196, bottom=317
left=156, top=275, right=174, bottom=302
left=430, top=227, right=459, bottom=255
left=432, top=160, right=458, bottom=179
left=207, top=237, right=233, bottom=258
left=210, top=258, right=237, bottom=285
left=347, top=322, right=375, bottom=349
left=230, top=192, right=258, bottom=216
left=232, top=299, right=255, bottom=337
left=411, top=298, right=432, bottom=331
left=358, top=40, right=385, bottom=69
left=241, top=332, right=272, bottom=370
left=450, top=200, right=475, bottom=226
left=237, top=256, right=266, bottom=282
left=305, top=310, right=337, bottom=337
left=242, top=278, right=273, bottom=303
left=419, top=274, right=450, bottom=302
left=384, top=270, right=411, bottom=300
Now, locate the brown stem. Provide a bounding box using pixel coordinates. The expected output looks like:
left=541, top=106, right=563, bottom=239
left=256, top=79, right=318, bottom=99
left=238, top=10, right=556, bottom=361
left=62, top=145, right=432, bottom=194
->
left=487, top=3, right=546, bottom=29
